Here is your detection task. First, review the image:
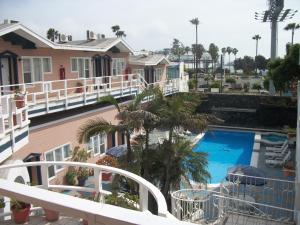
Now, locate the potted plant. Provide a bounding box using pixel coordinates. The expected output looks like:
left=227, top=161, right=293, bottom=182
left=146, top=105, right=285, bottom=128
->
left=43, top=208, right=60, bottom=222
left=14, top=89, right=25, bottom=109
left=285, top=127, right=296, bottom=139
left=0, top=198, right=5, bottom=214
left=283, top=161, right=295, bottom=177
left=66, top=168, right=78, bottom=185
left=96, top=155, right=118, bottom=181
left=77, top=167, right=89, bottom=186
left=75, top=82, right=84, bottom=93
left=10, top=199, right=31, bottom=224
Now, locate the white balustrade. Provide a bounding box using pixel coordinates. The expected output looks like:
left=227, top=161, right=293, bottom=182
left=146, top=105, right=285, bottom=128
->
left=0, top=161, right=174, bottom=222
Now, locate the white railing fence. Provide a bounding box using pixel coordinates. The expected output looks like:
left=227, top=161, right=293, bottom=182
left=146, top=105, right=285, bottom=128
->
left=171, top=189, right=295, bottom=225
left=223, top=173, right=295, bottom=210
left=0, top=161, right=171, bottom=219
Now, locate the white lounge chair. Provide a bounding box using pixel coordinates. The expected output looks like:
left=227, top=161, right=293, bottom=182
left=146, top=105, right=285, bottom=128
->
left=265, top=151, right=291, bottom=167
left=266, top=140, right=288, bottom=151
left=265, top=145, right=288, bottom=158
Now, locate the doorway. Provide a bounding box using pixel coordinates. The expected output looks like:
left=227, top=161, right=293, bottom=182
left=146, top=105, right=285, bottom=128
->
left=23, top=153, right=42, bottom=185
left=0, top=51, right=19, bottom=94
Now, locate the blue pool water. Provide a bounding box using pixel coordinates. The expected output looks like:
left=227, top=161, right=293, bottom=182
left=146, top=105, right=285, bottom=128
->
left=261, top=134, right=287, bottom=143
left=193, top=130, right=255, bottom=184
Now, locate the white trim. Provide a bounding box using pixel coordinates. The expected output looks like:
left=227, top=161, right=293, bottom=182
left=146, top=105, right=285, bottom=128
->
left=0, top=23, right=134, bottom=53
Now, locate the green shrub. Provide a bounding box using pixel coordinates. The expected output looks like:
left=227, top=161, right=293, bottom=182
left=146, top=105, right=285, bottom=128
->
left=66, top=168, right=77, bottom=185
left=225, top=78, right=236, bottom=84
left=252, top=83, right=262, bottom=90
left=210, top=81, right=220, bottom=88
left=105, top=192, right=139, bottom=210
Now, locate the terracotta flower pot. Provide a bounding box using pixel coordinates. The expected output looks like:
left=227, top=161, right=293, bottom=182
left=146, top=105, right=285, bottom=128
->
left=11, top=204, right=31, bottom=224
left=283, top=167, right=295, bottom=177
left=102, top=172, right=112, bottom=181
left=44, top=208, right=59, bottom=222
left=15, top=95, right=25, bottom=109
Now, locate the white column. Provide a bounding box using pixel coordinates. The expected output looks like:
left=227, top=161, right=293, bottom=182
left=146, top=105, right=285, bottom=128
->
left=139, top=185, right=148, bottom=212
left=40, top=164, right=49, bottom=190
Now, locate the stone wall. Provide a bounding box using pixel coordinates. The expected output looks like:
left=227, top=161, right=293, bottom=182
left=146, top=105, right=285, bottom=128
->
left=197, top=93, right=297, bottom=128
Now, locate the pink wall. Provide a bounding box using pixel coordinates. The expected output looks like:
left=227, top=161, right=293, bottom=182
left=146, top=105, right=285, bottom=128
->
left=0, top=38, right=130, bottom=84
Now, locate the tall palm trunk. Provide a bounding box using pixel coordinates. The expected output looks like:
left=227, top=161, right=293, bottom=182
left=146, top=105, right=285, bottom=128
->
left=141, top=129, right=150, bottom=180
left=126, top=131, right=132, bottom=162
left=291, top=28, right=294, bottom=45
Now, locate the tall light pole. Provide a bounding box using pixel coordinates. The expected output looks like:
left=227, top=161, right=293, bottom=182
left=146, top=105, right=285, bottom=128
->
left=252, top=34, right=261, bottom=74
left=190, top=18, right=199, bottom=89
left=255, top=0, right=297, bottom=59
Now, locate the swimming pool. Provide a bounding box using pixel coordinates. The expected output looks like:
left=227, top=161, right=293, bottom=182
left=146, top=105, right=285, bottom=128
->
left=261, top=133, right=287, bottom=143
left=193, top=129, right=255, bottom=184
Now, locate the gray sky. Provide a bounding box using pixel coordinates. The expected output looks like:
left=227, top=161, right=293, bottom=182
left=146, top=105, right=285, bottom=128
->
left=1, top=0, right=299, bottom=60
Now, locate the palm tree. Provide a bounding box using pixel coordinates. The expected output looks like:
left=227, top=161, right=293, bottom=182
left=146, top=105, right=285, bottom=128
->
left=221, top=47, right=226, bottom=74
left=77, top=91, right=151, bottom=162
left=252, top=35, right=261, bottom=74
left=150, top=92, right=213, bottom=200
left=184, top=46, right=190, bottom=55
left=46, top=28, right=59, bottom=42
left=208, top=43, right=219, bottom=75
left=226, top=47, right=233, bottom=74
left=116, top=30, right=126, bottom=38
left=284, top=23, right=300, bottom=45
left=111, top=25, right=120, bottom=33
left=190, top=18, right=200, bottom=88
left=232, top=48, right=238, bottom=74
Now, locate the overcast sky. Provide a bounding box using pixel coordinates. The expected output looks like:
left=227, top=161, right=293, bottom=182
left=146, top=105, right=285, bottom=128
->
left=1, top=0, right=299, bottom=60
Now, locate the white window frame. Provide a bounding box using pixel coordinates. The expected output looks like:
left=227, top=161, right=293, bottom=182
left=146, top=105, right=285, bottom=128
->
left=44, top=143, right=72, bottom=179
left=154, top=68, right=163, bottom=82
left=112, top=58, right=126, bottom=76
left=87, top=133, right=107, bottom=156
left=21, top=56, right=52, bottom=83
left=70, top=57, right=91, bottom=78
left=133, top=69, right=145, bottom=78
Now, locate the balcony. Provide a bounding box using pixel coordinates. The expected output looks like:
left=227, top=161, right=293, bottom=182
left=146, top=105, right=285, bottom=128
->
left=0, top=161, right=192, bottom=225
left=0, top=95, right=29, bottom=163
left=0, top=74, right=183, bottom=119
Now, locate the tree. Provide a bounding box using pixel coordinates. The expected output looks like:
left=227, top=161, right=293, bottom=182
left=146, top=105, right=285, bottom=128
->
left=284, top=23, right=300, bottom=45
left=221, top=47, right=227, bottom=75
left=252, top=34, right=262, bottom=74
left=255, top=55, right=268, bottom=71
left=171, top=39, right=186, bottom=61
left=252, top=83, right=262, bottom=90
left=77, top=91, right=152, bottom=162
left=111, top=25, right=126, bottom=38
left=190, top=18, right=200, bottom=80
left=267, top=44, right=300, bottom=94
left=208, top=43, right=219, bottom=74
left=184, top=46, right=190, bottom=54
left=149, top=93, right=212, bottom=201
left=46, top=28, right=59, bottom=42
left=226, top=47, right=233, bottom=74
left=233, top=56, right=255, bottom=74
left=232, top=48, right=238, bottom=74
left=225, top=77, right=236, bottom=84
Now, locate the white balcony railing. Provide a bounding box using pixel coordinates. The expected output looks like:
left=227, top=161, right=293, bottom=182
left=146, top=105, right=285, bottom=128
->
left=0, top=74, right=182, bottom=118
left=0, top=95, right=29, bottom=163
left=0, top=161, right=191, bottom=225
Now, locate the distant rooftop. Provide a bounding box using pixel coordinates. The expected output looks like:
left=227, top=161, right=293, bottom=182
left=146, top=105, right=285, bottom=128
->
left=129, top=54, right=169, bottom=66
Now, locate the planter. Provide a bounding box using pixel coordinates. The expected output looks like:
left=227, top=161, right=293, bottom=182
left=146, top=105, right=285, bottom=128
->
left=44, top=208, right=59, bottom=222
left=76, top=87, right=84, bottom=93
left=78, top=177, right=87, bottom=186
left=11, top=204, right=31, bottom=224
left=82, top=219, right=88, bottom=225
left=15, top=95, right=25, bottom=109
left=102, top=172, right=112, bottom=181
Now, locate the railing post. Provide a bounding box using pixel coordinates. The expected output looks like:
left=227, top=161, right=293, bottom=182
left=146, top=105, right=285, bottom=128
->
left=64, top=80, right=68, bottom=109
left=41, top=164, right=49, bottom=190
left=94, top=168, right=103, bottom=202
left=109, top=76, right=112, bottom=90
left=83, top=79, right=87, bottom=105
left=139, top=185, right=148, bottom=212
left=121, top=75, right=123, bottom=97
left=45, top=91, right=49, bottom=113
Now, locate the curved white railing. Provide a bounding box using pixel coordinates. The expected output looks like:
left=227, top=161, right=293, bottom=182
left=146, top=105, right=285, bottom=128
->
left=0, top=161, right=170, bottom=218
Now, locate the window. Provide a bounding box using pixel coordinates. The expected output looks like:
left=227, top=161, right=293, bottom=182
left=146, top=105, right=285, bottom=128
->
left=154, top=68, right=163, bottom=82
left=44, top=143, right=71, bottom=178
left=112, top=58, right=125, bottom=75
left=22, top=57, right=52, bottom=83
left=88, top=133, right=106, bottom=155
left=133, top=69, right=145, bottom=78
left=70, top=57, right=91, bottom=78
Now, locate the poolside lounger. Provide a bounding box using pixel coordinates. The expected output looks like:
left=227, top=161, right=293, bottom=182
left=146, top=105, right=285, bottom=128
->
left=265, top=145, right=288, bottom=158
left=266, top=140, right=288, bottom=151
left=265, top=151, right=291, bottom=167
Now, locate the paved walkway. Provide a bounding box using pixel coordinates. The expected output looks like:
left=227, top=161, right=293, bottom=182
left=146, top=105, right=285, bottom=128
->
left=2, top=216, right=82, bottom=225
